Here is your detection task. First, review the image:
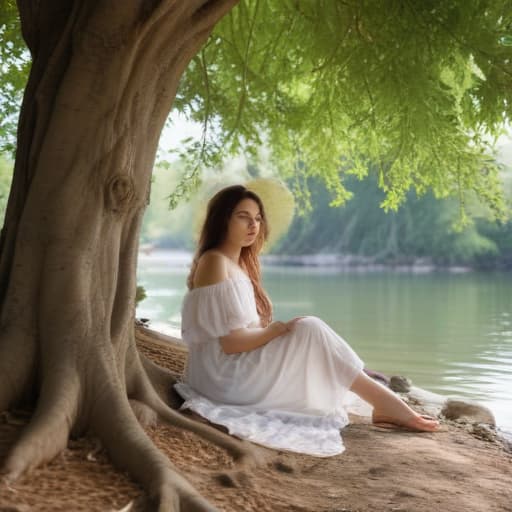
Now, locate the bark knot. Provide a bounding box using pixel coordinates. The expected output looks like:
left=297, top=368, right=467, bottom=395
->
left=105, top=175, right=135, bottom=213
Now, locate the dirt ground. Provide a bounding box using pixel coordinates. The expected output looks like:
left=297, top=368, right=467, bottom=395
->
left=1, top=329, right=511, bottom=512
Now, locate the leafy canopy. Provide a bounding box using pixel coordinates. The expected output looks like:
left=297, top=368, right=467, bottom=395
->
left=174, top=0, right=512, bottom=219
left=1, top=0, right=512, bottom=218
left=0, top=0, right=28, bottom=154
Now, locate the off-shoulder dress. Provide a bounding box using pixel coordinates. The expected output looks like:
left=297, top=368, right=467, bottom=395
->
left=174, top=269, right=364, bottom=456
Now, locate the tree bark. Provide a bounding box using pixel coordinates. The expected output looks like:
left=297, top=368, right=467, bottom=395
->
left=0, top=2, right=272, bottom=510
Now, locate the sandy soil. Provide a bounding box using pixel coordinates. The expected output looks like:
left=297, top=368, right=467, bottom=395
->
left=1, top=329, right=511, bottom=512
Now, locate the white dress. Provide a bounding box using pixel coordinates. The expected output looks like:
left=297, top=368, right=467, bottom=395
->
left=174, top=270, right=364, bottom=457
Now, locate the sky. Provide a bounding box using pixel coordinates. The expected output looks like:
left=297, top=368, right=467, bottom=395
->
left=158, top=112, right=512, bottom=168
left=158, top=112, right=203, bottom=155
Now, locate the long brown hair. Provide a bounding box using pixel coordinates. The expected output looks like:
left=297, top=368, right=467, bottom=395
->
left=187, top=185, right=273, bottom=326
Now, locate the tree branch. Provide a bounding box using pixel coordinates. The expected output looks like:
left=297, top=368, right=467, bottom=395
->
left=192, top=0, right=241, bottom=35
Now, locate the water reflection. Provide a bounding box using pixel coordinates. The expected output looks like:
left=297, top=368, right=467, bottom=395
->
left=137, top=251, right=512, bottom=432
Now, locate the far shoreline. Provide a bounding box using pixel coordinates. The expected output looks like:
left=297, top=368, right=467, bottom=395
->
left=138, top=248, right=512, bottom=273
left=261, top=253, right=473, bottom=274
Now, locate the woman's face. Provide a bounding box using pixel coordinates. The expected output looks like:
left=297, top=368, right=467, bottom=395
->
left=226, top=198, right=262, bottom=248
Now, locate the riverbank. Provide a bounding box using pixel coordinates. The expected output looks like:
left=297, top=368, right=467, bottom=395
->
left=139, top=249, right=478, bottom=273
left=262, top=253, right=475, bottom=273
left=1, top=327, right=510, bottom=511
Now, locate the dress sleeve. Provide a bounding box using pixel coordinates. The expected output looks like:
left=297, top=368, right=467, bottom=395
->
left=195, top=279, right=253, bottom=338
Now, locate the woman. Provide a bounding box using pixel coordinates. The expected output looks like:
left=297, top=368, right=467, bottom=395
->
left=174, top=185, right=439, bottom=456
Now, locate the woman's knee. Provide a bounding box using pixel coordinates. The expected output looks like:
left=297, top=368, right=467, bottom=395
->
left=293, top=315, right=326, bottom=336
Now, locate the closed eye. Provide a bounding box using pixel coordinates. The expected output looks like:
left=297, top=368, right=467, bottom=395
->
left=237, top=213, right=261, bottom=221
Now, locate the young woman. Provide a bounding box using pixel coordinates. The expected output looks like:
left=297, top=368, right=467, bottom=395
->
left=174, top=185, right=439, bottom=456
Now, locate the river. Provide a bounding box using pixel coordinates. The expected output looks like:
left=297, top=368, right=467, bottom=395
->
left=136, top=250, right=512, bottom=437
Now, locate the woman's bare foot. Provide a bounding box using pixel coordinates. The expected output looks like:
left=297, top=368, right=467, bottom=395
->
left=350, top=371, right=440, bottom=432
left=372, top=411, right=440, bottom=432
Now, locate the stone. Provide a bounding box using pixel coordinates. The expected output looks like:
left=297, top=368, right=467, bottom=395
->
left=389, top=375, right=412, bottom=393
left=471, top=423, right=497, bottom=442
left=441, top=399, right=496, bottom=426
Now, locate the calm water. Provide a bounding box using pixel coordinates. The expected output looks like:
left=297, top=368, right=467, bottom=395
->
left=137, top=251, right=512, bottom=435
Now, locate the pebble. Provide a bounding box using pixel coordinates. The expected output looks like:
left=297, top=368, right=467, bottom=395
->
left=389, top=376, right=412, bottom=393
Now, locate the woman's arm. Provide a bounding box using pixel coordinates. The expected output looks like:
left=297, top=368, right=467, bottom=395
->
left=193, top=251, right=302, bottom=353
left=220, top=318, right=302, bottom=354
left=220, top=323, right=286, bottom=354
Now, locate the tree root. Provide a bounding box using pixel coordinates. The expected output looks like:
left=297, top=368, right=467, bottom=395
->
left=152, top=396, right=262, bottom=466
left=139, top=352, right=183, bottom=409
left=0, top=322, right=295, bottom=510
left=129, top=398, right=159, bottom=428
left=1, top=369, right=78, bottom=481
left=91, top=377, right=217, bottom=512
left=150, top=394, right=272, bottom=491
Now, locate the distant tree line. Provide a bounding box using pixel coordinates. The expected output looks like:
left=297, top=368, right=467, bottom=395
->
left=136, top=160, right=512, bottom=270
left=137, top=161, right=512, bottom=270
left=273, top=174, right=512, bottom=269
left=3, top=155, right=510, bottom=269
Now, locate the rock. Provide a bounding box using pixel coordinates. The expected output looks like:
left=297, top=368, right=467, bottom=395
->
left=364, top=368, right=390, bottom=385
left=389, top=375, right=412, bottom=393
left=499, top=432, right=512, bottom=453
left=471, top=423, right=497, bottom=442
left=441, top=399, right=496, bottom=426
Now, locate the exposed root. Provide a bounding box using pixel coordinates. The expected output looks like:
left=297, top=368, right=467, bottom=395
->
left=147, top=483, right=220, bottom=512
left=91, top=380, right=217, bottom=512
left=134, top=325, right=184, bottom=408
left=129, top=398, right=159, bottom=428
left=156, top=399, right=263, bottom=466
left=1, top=371, right=78, bottom=481
left=151, top=393, right=274, bottom=491
left=140, top=352, right=183, bottom=409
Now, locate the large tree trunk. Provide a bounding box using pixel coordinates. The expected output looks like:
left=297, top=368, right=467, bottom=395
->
left=0, top=2, right=270, bottom=510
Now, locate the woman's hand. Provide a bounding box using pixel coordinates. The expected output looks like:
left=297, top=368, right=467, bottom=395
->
left=269, top=316, right=307, bottom=336
left=285, top=316, right=307, bottom=330
left=268, top=321, right=290, bottom=336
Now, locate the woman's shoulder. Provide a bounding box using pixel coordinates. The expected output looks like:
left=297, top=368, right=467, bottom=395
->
left=192, top=250, right=229, bottom=288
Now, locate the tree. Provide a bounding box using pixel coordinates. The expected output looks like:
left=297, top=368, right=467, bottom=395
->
left=0, top=2, right=256, bottom=511
left=0, top=1, right=511, bottom=510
